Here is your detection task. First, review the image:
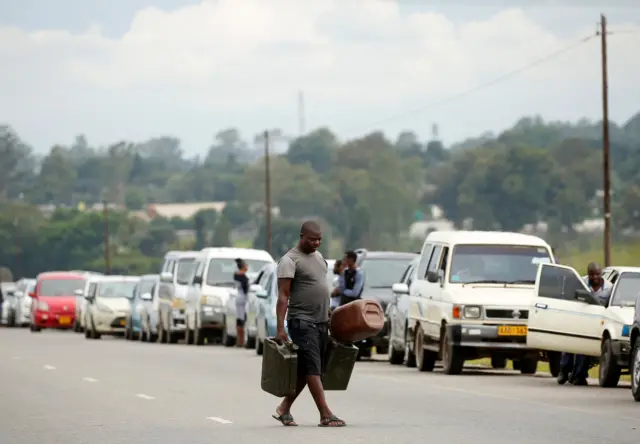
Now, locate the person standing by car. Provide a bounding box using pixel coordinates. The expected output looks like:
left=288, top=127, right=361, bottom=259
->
left=273, top=220, right=345, bottom=427
left=338, top=250, right=365, bottom=307
left=234, top=259, right=250, bottom=348
left=557, top=262, right=612, bottom=386
left=330, top=259, right=344, bottom=312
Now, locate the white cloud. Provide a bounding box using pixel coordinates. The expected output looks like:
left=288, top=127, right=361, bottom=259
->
left=0, top=0, right=639, bottom=152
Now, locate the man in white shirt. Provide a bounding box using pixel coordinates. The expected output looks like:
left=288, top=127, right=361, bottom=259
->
left=557, top=262, right=612, bottom=386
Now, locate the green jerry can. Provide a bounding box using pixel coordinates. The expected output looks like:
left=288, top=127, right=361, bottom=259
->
left=322, top=339, right=359, bottom=391
left=261, top=338, right=299, bottom=397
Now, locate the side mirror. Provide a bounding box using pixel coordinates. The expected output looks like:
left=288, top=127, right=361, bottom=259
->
left=160, top=271, right=173, bottom=283
left=6, top=290, right=15, bottom=296
left=250, top=284, right=263, bottom=293
left=28, top=292, right=36, bottom=298
left=256, top=290, right=269, bottom=299
left=575, top=289, right=600, bottom=305
left=74, top=289, right=84, bottom=297
left=84, top=294, right=94, bottom=302
left=391, top=282, right=409, bottom=294
left=140, top=292, right=152, bottom=301
left=192, top=275, right=203, bottom=286
left=426, top=271, right=439, bottom=283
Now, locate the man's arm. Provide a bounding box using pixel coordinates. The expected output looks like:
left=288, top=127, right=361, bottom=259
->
left=343, top=269, right=364, bottom=297
left=276, top=256, right=295, bottom=332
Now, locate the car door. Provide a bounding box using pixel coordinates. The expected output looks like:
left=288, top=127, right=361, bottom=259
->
left=409, top=243, right=434, bottom=334
left=424, top=244, right=444, bottom=339
left=527, top=263, right=606, bottom=356
left=397, top=262, right=416, bottom=345
left=389, top=263, right=412, bottom=344
left=186, top=259, right=205, bottom=329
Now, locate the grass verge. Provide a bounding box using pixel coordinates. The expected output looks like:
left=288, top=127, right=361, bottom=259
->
left=468, top=358, right=630, bottom=381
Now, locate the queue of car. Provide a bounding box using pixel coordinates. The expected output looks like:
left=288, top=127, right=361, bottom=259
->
left=3, top=231, right=640, bottom=404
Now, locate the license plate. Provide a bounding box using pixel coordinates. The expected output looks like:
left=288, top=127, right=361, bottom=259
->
left=497, top=326, right=527, bottom=336
left=120, top=319, right=126, bottom=326
left=59, top=316, right=71, bottom=325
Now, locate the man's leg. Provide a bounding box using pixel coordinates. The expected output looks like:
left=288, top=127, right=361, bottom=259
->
left=557, top=352, right=574, bottom=385
left=571, top=355, right=589, bottom=385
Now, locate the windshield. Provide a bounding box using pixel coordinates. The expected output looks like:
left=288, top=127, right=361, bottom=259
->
left=176, top=258, right=197, bottom=285
left=138, top=279, right=156, bottom=297
left=39, top=278, right=85, bottom=296
left=205, top=259, right=271, bottom=286
left=361, top=258, right=415, bottom=288
left=449, top=244, right=551, bottom=284
left=98, top=281, right=138, bottom=298
left=611, top=273, right=640, bottom=307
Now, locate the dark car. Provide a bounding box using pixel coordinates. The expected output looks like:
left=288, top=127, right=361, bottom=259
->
left=354, top=249, right=419, bottom=357
left=630, top=297, right=640, bottom=401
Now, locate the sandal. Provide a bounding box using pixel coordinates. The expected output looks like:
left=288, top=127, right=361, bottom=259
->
left=272, top=411, right=298, bottom=426
left=318, top=415, right=346, bottom=427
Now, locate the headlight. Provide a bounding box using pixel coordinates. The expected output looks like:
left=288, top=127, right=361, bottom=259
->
left=37, top=300, right=49, bottom=311
left=95, top=302, right=113, bottom=313
left=202, top=295, right=223, bottom=306
left=463, top=306, right=482, bottom=319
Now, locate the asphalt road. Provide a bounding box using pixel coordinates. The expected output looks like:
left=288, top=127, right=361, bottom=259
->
left=1, top=329, right=638, bottom=444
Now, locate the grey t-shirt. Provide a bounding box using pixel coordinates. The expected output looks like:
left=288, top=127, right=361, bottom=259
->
left=277, top=247, right=330, bottom=323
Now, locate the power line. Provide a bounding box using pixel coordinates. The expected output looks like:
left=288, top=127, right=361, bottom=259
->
left=343, top=32, right=598, bottom=134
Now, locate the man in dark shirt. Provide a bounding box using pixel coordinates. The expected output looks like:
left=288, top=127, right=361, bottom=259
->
left=337, top=250, right=365, bottom=306
left=273, top=221, right=345, bottom=428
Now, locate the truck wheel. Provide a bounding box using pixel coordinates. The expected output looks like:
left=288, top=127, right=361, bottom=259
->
left=491, top=356, right=507, bottom=369
left=547, top=351, right=561, bottom=377
left=631, top=340, right=640, bottom=402
left=442, top=328, right=464, bottom=375
left=415, top=327, right=436, bottom=372
left=599, top=337, right=621, bottom=388
left=519, top=356, right=538, bottom=374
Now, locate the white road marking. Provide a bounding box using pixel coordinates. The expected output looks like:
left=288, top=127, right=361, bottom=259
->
left=82, top=377, right=98, bottom=383
left=207, top=417, right=233, bottom=424
left=136, top=393, right=155, bottom=400
left=43, top=364, right=56, bottom=370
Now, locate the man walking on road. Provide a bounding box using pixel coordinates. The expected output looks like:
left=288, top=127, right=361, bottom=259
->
left=273, top=221, right=346, bottom=428
left=557, top=262, right=612, bottom=386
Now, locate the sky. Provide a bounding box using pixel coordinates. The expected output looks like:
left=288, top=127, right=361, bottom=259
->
left=1, top=0, right=639, bottom=155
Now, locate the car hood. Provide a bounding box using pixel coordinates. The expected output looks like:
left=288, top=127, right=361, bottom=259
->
left=39, top=296, right=76, bottom=311
left=96, top=297, right=130, bottom=313
left=446, top=285, right=534, bottom=307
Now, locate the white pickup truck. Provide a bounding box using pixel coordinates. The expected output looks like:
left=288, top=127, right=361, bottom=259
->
left=526, top=264, right=638, bottom=387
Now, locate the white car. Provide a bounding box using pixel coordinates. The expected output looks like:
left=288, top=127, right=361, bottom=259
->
left=84, top=276, right=140, bottom=339
left=184, top=247, right=274, bottom=347
left=527, top=264, right=638, bottom=387
left=407, top=230, right=557, bottom=375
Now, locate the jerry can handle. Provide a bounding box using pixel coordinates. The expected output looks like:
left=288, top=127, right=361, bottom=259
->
left=268, top=336, right=299, bottom=352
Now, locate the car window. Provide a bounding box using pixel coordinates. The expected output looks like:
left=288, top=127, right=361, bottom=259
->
left=39, top=278, right=85, bottom=296
left=610, top=272, right=640, bottom=307
left=417, top=243, right=434, bottom=279
left=537, top=265, right=587, bottom=300
left=205, top=258, right=271, bottom=286
left=176, top=258, right=196, bottom=285
left=427, top=245, right=443, bottom=275
left=138, top=279, right=156, bottom=298
left=98, top=281, right=138, bottom=298
left=405, top=265, right=415, bottom=287
left=449, top=244, right=552, bottom=284
left=360, top=257, right=415, bottom=289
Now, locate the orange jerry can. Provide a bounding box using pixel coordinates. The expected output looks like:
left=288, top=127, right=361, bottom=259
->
left=329, top=299, right=384, bottom=343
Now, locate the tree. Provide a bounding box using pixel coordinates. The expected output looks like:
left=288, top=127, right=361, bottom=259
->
left=211, top=215, right=232, bottom=247
left=286, top=128, right=337, bottom=174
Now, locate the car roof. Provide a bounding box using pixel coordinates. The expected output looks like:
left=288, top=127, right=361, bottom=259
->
left=163, top=250, right=200, bottom=260
left=96, top=275, right=141, bottom=283
left=357, top=250, right=419, bottom=260
left=424, top=230, right=551, bottom=248
left=198, top=247, right=274, bottom=262
left=37, top=271, right=87, bottom=280
left=139, top=274, right=160, bottom=281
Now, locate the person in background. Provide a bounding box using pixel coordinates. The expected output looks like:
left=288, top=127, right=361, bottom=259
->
left=557, top=262, right=612, bottom=386
left=338, top=250, right=365, bottom=307
left=233, top=258, right=249, bottom=348
left=330, top=259, right=344, bottom=312
left=274, top=220, right=345, bottom=427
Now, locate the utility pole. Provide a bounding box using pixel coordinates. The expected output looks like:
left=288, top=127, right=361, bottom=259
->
left=600, top=14, right=612, bottom=267
left=263, top=130, right=272, bottom=255
left=102, top=200, right=111, bottom=274
left=13, top=218, right=21, bottom=279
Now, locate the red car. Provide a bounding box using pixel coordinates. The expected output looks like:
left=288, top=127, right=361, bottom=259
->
left=30, top=271, right=86, bottom=332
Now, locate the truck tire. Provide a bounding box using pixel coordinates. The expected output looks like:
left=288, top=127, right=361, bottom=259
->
left=442, top=328, right=464, bottom=375
left=599, top=337, right=621, bottom=388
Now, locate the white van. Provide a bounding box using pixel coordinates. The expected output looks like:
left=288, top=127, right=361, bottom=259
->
left=158, top=250, right=200, bottom=343
left=184, top=247, right=274, bottom=346
left=407, top=231, right=555, bottom=375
